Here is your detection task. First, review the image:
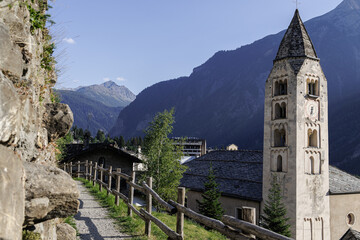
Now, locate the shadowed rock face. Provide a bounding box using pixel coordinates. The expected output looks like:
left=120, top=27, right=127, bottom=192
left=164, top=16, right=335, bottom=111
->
left=0, top=0, right=77, bottom=239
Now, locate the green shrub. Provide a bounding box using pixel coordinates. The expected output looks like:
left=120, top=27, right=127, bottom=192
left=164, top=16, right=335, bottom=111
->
left=22, top=230, right=41, bottom=240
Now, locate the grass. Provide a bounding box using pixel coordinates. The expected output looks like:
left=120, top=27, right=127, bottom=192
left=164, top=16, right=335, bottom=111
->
left=76, top=178, right=227, bottom=240
left=64, top=215, right=78, bottom=236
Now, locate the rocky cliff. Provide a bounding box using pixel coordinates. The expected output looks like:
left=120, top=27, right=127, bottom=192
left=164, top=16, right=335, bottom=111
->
left=0, top=1, right=78, bottom=239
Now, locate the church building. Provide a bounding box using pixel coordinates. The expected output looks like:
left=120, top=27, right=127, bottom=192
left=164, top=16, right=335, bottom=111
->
left=181, top=9, right=360, bottom=240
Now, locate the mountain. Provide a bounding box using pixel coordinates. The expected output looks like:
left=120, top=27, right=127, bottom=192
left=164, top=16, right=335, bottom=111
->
left=57, top=81, right=136, bottom=135
left=111, top=0, right=360, bottom=174
left=76, top=81, right=136, bottom=108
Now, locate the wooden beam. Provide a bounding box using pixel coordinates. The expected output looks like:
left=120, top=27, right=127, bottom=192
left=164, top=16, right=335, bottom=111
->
left=115, top=168, right=121, bottom=206
left=112, top=189, right=129, bottom=202
left=221, top=215, right=294, bottom=240
left=142, top=181, right=177, bottom=214
left=112, top=171, right=131, bottom=180
left=140, top=209, right=182, bottom=240
left=128, top=181, right=145, bottom=194
left=168, top=200, right=247, bottom=240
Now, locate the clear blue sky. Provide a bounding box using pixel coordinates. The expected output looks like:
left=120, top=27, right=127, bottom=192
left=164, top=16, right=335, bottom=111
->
left=50, top=0, right=343, bottom=94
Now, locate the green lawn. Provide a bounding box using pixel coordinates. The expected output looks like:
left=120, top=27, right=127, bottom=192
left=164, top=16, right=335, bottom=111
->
left=76, top=178, right=227, bottom=240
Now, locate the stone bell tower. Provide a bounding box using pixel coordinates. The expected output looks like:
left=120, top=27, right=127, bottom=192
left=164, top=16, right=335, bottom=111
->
left=262, top=10, right=330, bottom=239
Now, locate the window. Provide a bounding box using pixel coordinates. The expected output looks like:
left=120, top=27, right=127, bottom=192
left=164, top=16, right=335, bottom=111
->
left=308, top=129, right=318, bottom=148
left=274, top=80, right=287, bottom=96
left=236, top=208, right=243, bottom=220
left=347, top=213, right=355, bottom=226
left=310, top=157, right=315, bottom=174
left=307, top=79, right=319, bottom=96
left=277, top=155, right=283, bottom=172
left=274, top=129, right=286, bottom=147
left=274, top=103, right=286, bottom=119
left=98, top=157, right=106, bottom=168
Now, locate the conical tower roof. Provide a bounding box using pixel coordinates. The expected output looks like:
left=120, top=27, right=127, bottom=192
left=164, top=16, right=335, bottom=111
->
left=275, top=9, right=318, bottom=61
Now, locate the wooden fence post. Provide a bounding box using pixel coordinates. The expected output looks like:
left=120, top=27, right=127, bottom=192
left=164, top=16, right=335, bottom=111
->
left=99, top=164, right=103, bottom=192
left=63, top=163, right=66, bottom=171
left=89, top=161, right=93, bottom=181
left=177, top=187, right=185, bottom=239
left=70, top=162, right=73, bottom=177
left=107, top=166, right=112, bottom=196
left=93, top=162, right=98, bottom=186
left=128, top=171, right=136, bottom=217
left=77, top=161, right=80, bottom=178
left=145, top=176, right=152, bottom=237
left=85, top=160, right=89, bottom=180
left=115, top=168, right=121, bottom=206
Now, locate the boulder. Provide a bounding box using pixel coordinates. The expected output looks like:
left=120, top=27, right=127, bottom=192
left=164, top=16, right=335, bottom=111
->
left=56, top=223, right=76, bottom=240
left=24, top=162, right=79, bottom=226
left=43, top=103, right=74, bottom=142
left=0, top=145, right=25, bottom=240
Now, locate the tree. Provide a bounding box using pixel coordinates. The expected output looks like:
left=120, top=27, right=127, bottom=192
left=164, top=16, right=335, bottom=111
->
left=96, top=130, right=106, bottom=143
left=142, top=108, right=186, bottom=203
left=55, top=132, right=73, bottom=162
left=196, top=164, right=224, bottom=220
left=261, top=175, right=291, bottom=237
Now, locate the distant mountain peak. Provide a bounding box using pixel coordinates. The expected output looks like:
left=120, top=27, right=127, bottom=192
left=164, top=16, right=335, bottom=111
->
left=102, top=80, right=117, bottom=88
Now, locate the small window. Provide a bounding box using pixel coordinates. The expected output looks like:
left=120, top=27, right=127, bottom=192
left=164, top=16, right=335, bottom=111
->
left=277, top=155, right=283, bottom=172
left=310, top=157, right=315, bottom=174
left=347, top=213, right=355, bottom=226
left=236, top=208, right=243, bottom=220
left=307, top=79, right=319, bottom=96
left=274, top=80, right=287, bottom=96
left=308, top=129, right=318, bottom=148
left=274, top=103, right=286, bottom=119
left=274, top=129, right=286, bottom=147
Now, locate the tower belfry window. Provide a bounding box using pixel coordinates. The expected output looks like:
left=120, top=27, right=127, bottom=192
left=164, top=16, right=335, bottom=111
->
left=308, top=129, right=318, bottom=148
left=307, top=79, right=319, bottom=96
left=274, top=80, right=287, bottom=96
left=274, top=103, right=287, bottom=119
left=274, top=129, right=286, bottom=147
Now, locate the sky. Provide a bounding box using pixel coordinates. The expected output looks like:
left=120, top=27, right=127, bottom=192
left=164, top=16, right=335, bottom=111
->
left=50, top=0, right=343, bottom=94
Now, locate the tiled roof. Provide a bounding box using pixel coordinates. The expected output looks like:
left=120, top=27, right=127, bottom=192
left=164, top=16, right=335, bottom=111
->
left=181, top=150, right=360, bottom=202
left=329, top=166, right=360, bottom=194
left=340, top=228, right=360, bottom=240
left=180, top=150, right=263, bottom=201
left=275, top=9, right=318, bottom=61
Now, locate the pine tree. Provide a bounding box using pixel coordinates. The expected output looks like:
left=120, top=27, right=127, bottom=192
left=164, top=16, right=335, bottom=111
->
left=261, top=175, right=291, bottom=237
left=142, top=108, right=186, bottom=203
left=196, top=164, right=224, bottom=220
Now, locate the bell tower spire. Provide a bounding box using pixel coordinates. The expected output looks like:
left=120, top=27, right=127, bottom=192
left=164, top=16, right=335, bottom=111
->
left=262, top=10, right=330, bottom=239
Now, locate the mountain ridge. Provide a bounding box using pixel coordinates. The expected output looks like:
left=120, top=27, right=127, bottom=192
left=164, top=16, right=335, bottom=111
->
left=111, top=0, right=360, bottom=174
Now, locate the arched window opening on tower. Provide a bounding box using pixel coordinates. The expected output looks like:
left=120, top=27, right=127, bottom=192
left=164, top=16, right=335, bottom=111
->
left=308, top=129, right=318, bottom=148
left=274, top=129, right=286, bottom=147
left=310, top=157, right=315, bottom=174
left=277, top=155, right=283, bottom=172
left=274, top=103, right=287, bottom=119
left=307, top=79, right=319, bottom=96
left=274, top=80, right=287, bottom=96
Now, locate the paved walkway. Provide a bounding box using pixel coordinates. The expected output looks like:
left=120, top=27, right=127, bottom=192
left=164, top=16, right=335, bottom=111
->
left=75, top=181, right=133, bottom=240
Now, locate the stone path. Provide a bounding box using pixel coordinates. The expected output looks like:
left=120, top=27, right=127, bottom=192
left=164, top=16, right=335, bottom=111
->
left=75, top=182, right=133, bottom=240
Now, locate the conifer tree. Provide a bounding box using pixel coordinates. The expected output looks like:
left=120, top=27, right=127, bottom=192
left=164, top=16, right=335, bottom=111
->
left=196, top=164, right=224, bottom=220
left=261, top=175, right=291, bottom=237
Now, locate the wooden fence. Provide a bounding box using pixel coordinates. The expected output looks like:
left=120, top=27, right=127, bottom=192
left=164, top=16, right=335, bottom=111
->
left=62, top=161, right=293, bottom=240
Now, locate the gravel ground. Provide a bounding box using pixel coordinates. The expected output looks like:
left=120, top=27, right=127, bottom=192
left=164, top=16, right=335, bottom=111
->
left=75, top=182, right=133, bottom=240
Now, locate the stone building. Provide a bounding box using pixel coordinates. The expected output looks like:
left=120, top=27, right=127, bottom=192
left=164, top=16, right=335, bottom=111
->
left=181, top=10, right=360, bottom=240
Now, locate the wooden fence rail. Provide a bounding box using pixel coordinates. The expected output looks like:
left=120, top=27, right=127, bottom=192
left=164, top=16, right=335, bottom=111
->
left=61, top=161, right=294, bottom=240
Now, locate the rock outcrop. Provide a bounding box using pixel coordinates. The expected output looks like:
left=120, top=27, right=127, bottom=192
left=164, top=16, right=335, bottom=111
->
left=24, top=162, right=79, bottom=226
left=0, top=0, right=78, bottom=239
